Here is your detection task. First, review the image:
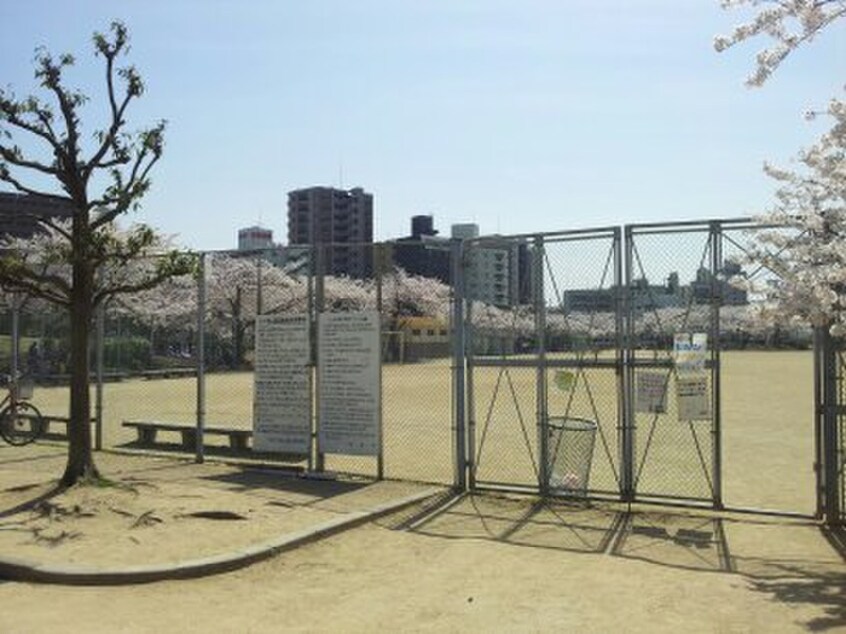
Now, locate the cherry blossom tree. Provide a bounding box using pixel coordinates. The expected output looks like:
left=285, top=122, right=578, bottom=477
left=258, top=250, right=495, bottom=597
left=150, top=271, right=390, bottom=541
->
left=380, top=268, right=450, bottom=321
left=715, top=0, right=845, bottom=86
left=716, top=1, right=846, bottom=334
left=204, top=254, right=309, bottom=368
left=114, top=269, right=196, bottom=359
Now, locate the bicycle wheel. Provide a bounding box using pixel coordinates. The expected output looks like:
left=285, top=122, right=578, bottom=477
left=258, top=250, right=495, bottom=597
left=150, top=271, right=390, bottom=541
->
left=0, top=402, right=44, bottom=446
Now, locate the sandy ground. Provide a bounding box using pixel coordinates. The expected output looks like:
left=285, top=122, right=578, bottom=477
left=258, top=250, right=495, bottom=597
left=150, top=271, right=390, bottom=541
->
left=0, top=447, right=429, bottom=568
left=0, top=448, right=843, bottom=633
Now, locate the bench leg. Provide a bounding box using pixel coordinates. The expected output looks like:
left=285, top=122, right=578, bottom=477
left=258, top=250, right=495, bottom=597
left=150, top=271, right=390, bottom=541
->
left=139, top=428, right=157, bottom=444
left=180, top=429, right=197, bottom=450
left=229, top=435, right=249, bottom=451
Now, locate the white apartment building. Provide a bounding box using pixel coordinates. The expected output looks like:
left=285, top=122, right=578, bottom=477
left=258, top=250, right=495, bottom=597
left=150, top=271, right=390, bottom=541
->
left=451, top=223, right=522, bottom=308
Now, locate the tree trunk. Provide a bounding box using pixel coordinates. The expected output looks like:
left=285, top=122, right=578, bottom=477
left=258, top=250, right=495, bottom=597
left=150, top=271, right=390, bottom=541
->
left=61, top=253, right=99, bottom=486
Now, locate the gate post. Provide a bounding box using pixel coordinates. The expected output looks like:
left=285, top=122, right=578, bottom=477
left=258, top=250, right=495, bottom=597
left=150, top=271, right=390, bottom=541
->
left=451, top=239, right=468, bottom=491
left=814, top=327, right=825, bottom=519
left=709, top=221, right=723, bottom=509
left=621, top=226, right=635, bottom=502
left=534, top=236, right=549, bottom=495
left=819, top=327, right=842, bottom=524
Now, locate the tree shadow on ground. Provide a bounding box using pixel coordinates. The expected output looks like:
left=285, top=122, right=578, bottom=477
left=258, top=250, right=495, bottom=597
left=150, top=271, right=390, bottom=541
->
left=0, top=482, right=64, bottom=520
left=396, top=492, right=846, bottom=631
left=742, top=560, right=846, bottom=632
left=611, top=513, right=846, bottom=630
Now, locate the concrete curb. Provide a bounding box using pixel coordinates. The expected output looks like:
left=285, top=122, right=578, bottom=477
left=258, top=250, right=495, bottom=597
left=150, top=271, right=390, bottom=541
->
left=0, top=487, right=444, bottom=586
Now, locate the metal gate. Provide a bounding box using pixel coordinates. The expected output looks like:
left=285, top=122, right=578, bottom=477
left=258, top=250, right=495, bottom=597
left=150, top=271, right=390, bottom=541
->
left=462, top=219, right=822, bottom=514
left=464, top=228, right=624, bottom=499
left=624, top=221, right=721, bottom=507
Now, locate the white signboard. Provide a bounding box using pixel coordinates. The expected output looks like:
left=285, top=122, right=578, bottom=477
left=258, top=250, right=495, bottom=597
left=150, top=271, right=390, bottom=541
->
left=636, top=372, right=668, bottom=414
left=318, top=311, right=381, bottom=456
left=253, top=314, right=311, bottom=453
left=676, top=375, right=711, bottom=421
left=673, top=333, right=708, bottom=374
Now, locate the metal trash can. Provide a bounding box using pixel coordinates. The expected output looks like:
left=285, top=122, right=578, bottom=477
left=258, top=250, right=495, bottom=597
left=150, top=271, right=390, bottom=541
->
left=546, top=417, right=598, bottom=496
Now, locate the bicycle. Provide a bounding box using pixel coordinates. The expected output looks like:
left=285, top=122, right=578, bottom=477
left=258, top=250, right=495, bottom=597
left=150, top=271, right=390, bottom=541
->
left=0, top=374, right=45, bottom=446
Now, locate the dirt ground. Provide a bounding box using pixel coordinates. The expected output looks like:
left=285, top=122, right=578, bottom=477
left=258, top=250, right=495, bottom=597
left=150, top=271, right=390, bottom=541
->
left=0, top=448, right=843, bottom=633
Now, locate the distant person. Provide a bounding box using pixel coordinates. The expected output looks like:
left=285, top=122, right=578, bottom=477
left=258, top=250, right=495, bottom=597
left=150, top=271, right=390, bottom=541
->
left=27, top=341, right=41, bottom=376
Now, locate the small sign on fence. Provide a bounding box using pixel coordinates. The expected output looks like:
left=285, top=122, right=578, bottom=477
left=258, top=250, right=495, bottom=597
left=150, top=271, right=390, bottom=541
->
left=636, top=371, right=668, bottom=414
left=676, top=375, right=711, bottom=421
left=673, top=333, right=707, bottom=374
left=553, top=370, right=576, bottom=392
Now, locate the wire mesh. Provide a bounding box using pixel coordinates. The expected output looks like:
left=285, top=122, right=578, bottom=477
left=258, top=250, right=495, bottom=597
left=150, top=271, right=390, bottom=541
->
left=467, top=230, right=623, bottom=497
left=719, top=224, right=816, bottom=514
left=627, top=227, right=716, bottom=502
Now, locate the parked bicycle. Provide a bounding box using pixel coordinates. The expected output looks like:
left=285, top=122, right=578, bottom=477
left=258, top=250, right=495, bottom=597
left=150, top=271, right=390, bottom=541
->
left=0, top=374, right=45, bottom=446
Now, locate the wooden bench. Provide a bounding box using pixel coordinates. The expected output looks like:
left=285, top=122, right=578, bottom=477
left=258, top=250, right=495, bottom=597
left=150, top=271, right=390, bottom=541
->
left=140, top=368, right=197, bottom=380
left=122, top=420, right=251, bottom=451
left=38, top=372, right=129, bottom=386
left=20, top=414, right=96, bottom=441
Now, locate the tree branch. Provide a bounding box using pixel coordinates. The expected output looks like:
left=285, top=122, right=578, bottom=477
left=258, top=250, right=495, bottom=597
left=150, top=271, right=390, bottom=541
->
left=93, top=267, right=185, bottom=306
left=0, top=95, right=63, bottom=152
left=90, top=149, right=161, bottom=229
left=0, top=170, right=65, bottom=201
left=0, top=145, right=59, bottom=176
left=0, top=263, right=70, bottom=307
left=34, top=216, right=73, bottom=242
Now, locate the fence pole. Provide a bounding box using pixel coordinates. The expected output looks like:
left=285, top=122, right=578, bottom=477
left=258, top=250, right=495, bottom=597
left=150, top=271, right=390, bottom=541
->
left=10, top=301, right=19, bottom=379
left=534, top=236, right=549, bottom=495
left=710, top=221, right=723, bottom=509
left=451, top=238, right=467, bottom=490
left=821, top=328, right=841, bottom=524
left=195, top=252, right=207, bottom=464
left=95, top=302, right=104, bottom=451
left=256, top=254, right=264, bottom=316
left=306, top=246, right=315, bottom=473
left=314, top=245, right=325, bottom=473
left=376, top=244, right=384, bottom=481
left=465, top=254, right=477, bottom=491
left=622, top=226, right=635, bottom=502
left=814, top=327, right=825, bottom=519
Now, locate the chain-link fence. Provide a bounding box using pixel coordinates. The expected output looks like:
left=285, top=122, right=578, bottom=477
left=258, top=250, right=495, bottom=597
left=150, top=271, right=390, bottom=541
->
left=0, top=220, right=829, bottom=518
left=0, top=241, right=456, bottom=488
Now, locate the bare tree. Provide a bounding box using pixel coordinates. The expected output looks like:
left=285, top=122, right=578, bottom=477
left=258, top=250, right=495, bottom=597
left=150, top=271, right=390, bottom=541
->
left=0, top=22, right=192, bottom=486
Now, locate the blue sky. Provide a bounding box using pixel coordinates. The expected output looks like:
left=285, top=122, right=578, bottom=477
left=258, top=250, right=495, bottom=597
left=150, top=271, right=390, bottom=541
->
left=1, top=1, right=843, bottom=250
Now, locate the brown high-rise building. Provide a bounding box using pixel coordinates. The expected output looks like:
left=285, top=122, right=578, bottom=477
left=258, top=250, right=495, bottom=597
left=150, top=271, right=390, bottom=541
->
left=287, top=186, right=373, bottom=278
